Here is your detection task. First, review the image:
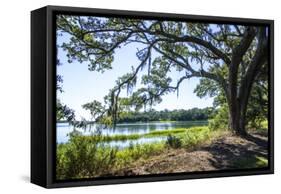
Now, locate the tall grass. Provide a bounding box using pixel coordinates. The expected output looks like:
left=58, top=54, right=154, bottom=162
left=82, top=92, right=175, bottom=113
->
left=165, top=126, right=227, bottom=149
left=56, top=126, right=227, bottom=179
left=181, top=127, right=211, bottom=149
left=56, top=134, right=117, bottom=180
left=57, top=134, right=166, bottom=179
left=116, top=142, right=165, bottom=167
left=166, top=134, right=182, bottom=148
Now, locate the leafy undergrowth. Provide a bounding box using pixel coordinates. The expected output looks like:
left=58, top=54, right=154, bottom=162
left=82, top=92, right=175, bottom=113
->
left=56, top=126, right=217, bottom=179
left=166, top=126, right=228, bottom=150
left=115, top=132, right=268, bottom=176
left=56, top=126, right=267, bottom=179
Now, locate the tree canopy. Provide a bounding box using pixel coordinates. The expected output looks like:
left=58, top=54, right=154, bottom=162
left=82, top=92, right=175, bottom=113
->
left=56, top=15, right=268, bottom=136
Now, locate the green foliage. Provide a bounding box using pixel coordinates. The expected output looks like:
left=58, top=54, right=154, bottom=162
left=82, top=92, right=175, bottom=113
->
left=118, top=107, right=214, bottom=123
left=116, top=142, right=165, bottom=167
left=82, top=100, right=106, bottom=121
left=166, top=134, right=182, bottom=148
left=56, top=133, right=117, bottom=179
left=181, top=127, right=211, bottom=148
left=99, top=133, right=142, bottom=142
left=57, top=16, right=268, bottom=135
left=57, top=15, right=115, bottom=72
left=256, top=156, right=268, bottom=167
left=146, top=128, right=188, bottom=137
left=56, top=125, right=232, bottom=178
left=194, top=78, right=220, bottom=99
left=57, top=133, right=166, bottom=179
left=260, top=120, right=268, bottom=130
left=208, top=104, right=229, bottom=131
left=246, top=68, right=268, bottom=129
left=55, top=17, right=269, bottom=177
left=56, top=100, right=75, bottom=122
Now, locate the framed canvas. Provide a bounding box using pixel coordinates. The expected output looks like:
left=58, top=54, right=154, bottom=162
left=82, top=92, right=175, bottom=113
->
left=31, top=5, right=274, bottom=188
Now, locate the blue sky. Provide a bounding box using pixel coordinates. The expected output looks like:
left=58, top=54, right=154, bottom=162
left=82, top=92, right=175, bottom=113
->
left=57, top=21, right=214, bottom=120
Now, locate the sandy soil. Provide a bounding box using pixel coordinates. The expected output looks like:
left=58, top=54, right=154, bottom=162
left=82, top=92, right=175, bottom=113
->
left=115, top=132, right=268, bottom=176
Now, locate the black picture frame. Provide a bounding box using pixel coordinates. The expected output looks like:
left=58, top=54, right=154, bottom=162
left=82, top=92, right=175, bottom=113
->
left=31, top=5, right=274, bottom=188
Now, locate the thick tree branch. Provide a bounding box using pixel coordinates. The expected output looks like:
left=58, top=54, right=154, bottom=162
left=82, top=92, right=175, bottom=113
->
left=128, top=21, right=232, bottom=65
left=152, top=43, right=227, bottom=90
left=150, top=29, right=232, bottom=65
left=228, top=26, right=257, bottom=102
left=238, top=27, right=268, bottom=108
left=231, top=27, right=257, bottom=66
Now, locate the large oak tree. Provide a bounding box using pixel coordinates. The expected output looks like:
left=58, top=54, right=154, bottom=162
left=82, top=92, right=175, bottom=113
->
left=57, top=15, right=268, bottom=136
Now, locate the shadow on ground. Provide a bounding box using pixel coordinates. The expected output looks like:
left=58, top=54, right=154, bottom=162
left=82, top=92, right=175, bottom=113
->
left=201, top=133, right=268, bottom=169
left=116, top=132, right=268, bottom=176
left=20, top=175, right=30, bottom=183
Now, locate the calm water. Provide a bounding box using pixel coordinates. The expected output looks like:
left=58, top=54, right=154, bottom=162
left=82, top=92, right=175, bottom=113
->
left=57, top=121, right=207, bottom=148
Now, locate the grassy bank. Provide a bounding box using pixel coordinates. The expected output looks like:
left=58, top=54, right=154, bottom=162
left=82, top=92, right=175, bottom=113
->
left=56, top=136, right=166, bottom=179
left=57, top=123, right=269, bottom=179
left=56, top=126, right=229, bottom=179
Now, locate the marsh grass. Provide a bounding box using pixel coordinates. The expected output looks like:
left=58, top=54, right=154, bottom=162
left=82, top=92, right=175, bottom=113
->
left=56, top=126, right=230, bottom=179
left=82, top=128, right=188, bottom=142
left=169, top=126, right=228, bottom=150
left=166, top=134, right=182, bottom=148
left=57, top=137, right=166, bottom=179
left=115, top=142, right=165, bottom=168
left=56, top=134, right=118, bottom=180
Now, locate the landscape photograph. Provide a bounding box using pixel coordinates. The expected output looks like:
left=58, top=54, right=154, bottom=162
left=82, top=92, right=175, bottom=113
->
left=55, top=15, right=269, bottom=180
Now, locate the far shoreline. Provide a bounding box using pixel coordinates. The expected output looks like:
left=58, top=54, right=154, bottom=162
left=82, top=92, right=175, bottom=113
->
left=57, top=120, right=209, bottom=125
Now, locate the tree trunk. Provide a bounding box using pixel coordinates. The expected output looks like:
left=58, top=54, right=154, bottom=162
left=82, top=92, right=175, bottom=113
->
left=225, top=27, right=267, bottom=137
left=228, top=96, right=247, bottom=137
left=231, top=27, right=267, bottom=137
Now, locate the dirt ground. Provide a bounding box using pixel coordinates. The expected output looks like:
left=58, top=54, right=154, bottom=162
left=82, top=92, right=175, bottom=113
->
left=115, top=132, right=268, bottom=176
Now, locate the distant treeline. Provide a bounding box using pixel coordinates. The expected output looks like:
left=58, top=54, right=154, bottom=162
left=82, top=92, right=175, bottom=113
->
left=118, top=107, right=215, bottom=123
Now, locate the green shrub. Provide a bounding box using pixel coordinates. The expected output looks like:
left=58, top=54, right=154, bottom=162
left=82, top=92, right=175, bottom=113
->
left=116, top=142, right=165, bottom=167
left=247, top=119, right=268, bottom=131
left=56, top=133, right=117, bottom=180
left=181, top=127, right=210, bottom=148
left=165, top=134, right=182, bottom=148
left=208, top=105, right=229, bottom=131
